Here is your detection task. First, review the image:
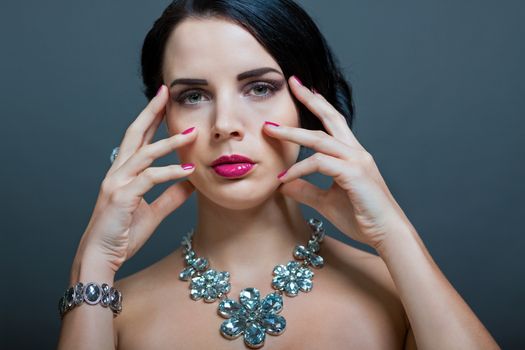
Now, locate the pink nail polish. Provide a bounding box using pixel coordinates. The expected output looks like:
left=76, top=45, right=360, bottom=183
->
left=264, top=121, right=280, bottom=127
left=292, top=76, right=302, bottom=86
left=182, top=126, right=195, bottom=134
left=277, top=170, right=287, bottom=179
left=156, top=85, right=164, bottom=96
left=182, top=163, right=195, bottom=170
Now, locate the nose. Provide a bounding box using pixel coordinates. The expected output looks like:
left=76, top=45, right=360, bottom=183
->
left=210, top=91, right=245, bottom=142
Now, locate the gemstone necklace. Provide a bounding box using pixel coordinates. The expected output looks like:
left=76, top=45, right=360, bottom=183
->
left=178, top=217, right=326, bottom=349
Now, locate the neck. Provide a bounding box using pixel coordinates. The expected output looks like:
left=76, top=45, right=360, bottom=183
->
left=190, top=190, right=312, bottom=289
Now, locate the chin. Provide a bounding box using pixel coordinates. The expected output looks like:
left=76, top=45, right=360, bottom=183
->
left=194, top=176, right=282, bottom=211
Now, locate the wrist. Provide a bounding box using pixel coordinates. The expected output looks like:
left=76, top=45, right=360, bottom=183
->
left=70, top=249, right=117, bottom=286
left=374, top=221, right=420, bottom=260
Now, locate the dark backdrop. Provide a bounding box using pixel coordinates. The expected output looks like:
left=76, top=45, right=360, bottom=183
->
left=1, top=0, right=523, bottom=348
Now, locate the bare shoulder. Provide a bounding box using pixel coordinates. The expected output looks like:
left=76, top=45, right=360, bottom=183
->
left=112, top=251, right=181, bottom=348
left=113, top=251, right=176, bottom=301
left=322, top=234, right=399, bottom=292
left=320, top=235, right=410, bottom=331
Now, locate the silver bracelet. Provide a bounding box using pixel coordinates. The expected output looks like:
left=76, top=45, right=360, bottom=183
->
left=58, top=282, right=123, bottom=319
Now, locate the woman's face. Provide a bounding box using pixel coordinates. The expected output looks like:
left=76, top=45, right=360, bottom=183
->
left=162, top=17, right=300, bottom=209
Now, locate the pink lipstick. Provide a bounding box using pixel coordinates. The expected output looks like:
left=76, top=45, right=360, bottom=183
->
left=211, top=154, right=256, bottom=178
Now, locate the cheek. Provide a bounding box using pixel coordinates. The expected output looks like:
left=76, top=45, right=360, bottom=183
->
left=164, top=98, right=203, bottom=135
left=253, top=95, right=301, bottom=162
left=279, top=99, right=302, bottom=161
left=275, top=90, right=301, bottom=127
left=165, top=111, right=203, bottom=136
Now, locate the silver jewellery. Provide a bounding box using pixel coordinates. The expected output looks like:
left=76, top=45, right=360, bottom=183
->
left=110, top=146, right=120, bottom=164
left=179, top=217, right=326, bottom=349
left=58, top=282, right=123, bottom=319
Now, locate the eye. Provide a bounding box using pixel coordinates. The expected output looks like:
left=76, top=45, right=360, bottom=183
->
left=249, top=84, right=272, bottom=97
left=245, top=80, right=282, bottom=99
left=176, top=90, right=209, bottom=105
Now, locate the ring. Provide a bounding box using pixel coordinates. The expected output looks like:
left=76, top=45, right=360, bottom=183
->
left=110, top=146, right=120, bottom=164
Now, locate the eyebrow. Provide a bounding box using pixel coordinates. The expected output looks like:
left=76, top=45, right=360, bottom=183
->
left=169, top=67, right=283, bottom=88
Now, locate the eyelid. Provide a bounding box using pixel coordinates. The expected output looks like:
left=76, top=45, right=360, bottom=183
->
left=175, top=78, right=284, bottom=104
left=245, top=80, right=273, bottom=91
left=175, top=88, right=209, bottom=104
left=249, top=78, right=284, bottom=89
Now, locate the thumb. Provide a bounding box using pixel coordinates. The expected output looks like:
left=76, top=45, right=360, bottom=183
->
left=278, top=178, right=325, bottom=210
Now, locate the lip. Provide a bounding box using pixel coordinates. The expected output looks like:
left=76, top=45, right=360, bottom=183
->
left=210, top=154, right=255, bottom=167
left=210, top=154, right=256, bottom=178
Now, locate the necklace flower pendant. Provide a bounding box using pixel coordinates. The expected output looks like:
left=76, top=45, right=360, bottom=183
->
left=271, top=261, right=315, bottom=296
left=179, top=249, right=209, bottom=281
left=177, top=218, right=327, bottom=348
left=190, top=269, right=231, bottom=302
left=218, top=287, right=286, bottom=349
left=293, top=238, right=324, bottom=268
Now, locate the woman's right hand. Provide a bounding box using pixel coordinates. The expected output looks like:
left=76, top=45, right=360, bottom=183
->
left=74, top=85, right=197, bottom=274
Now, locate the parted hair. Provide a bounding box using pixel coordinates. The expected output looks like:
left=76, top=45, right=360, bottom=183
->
left=140, top=0, right=355, bottom=156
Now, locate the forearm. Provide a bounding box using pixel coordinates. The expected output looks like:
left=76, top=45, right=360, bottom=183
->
left=376, top=222, right=500, bottom=350
left=57, top=252, right=117, bottom=350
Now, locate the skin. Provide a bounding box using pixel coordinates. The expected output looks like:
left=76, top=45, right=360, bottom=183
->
left=111, top=17, right=500, bottom=350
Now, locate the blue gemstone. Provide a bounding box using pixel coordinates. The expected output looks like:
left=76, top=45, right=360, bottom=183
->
left=220, top=318, right=244, bottom=338
left=263, top=314, right=286, bottom=335
left=240, top=288, right=260, bottom=311
left=294, top=245, right=308, bottom=259
left=218, top=299, right=242, bottom=318
left=260, top=293, right=283, bottom=314
left=272, top=264, right=287, bottom=275
left=272, top=275, right=287, bottom=290
left=286, top=261, right=301, bottom=271
left=299, top=278, right=313, bottom=292
left=244, top=322, right=266, bottom=348
left=285, top=281, right=299, bottom=296
left=179, top=266, right=194, bottom=280
left=311, top=255, right=324, bottom=268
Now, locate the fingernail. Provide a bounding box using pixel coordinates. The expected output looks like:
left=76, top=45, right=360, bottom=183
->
left=182, top=126, right=196, bottom=134
left=277, top=169, right=287, bottom=179
left=292, top=76, right=302, bottom=86
left=264, top=121, right=280, bottom=127
left=182, top=163, right=195, bottom=170
left=156, top=85, right=164, bottom=96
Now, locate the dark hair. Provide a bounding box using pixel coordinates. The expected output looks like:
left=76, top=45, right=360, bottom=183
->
left=141, top=0, right=355, bottom=155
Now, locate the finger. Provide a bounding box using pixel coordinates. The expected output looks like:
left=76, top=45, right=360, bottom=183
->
left=278, top=178, right=326, bottom=211
left=143, top=109, right=165, bottom=146
left=117, top=164, right=195, bottom=206
left=109, top=85, right=169, bottom=172
left=277, top=152, right=348, bottom=184
left=120, top=178, right=195, bottom=250
left=111, top=127, right=198, bottom=184
left=289, top=76, right=364, bottom=150
left=263, top=122, right=352, bottom=161
left=150, top=179, right=195, bottom=221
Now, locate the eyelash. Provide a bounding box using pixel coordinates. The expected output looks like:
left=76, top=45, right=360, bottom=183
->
left=175, top=80, right=283, bottom=106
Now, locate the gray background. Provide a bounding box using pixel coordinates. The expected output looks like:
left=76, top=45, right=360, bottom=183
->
left=1, top=0, right=523, bottom=348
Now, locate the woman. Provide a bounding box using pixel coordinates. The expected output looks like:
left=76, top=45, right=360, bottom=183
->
left=57, top=0, right=500, bottom=349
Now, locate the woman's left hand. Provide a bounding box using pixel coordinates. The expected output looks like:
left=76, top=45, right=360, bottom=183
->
left=263, top=76, right=412, bottom=250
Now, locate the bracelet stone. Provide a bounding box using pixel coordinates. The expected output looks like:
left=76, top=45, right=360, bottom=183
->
left=58, top=282, right=122, bottom=319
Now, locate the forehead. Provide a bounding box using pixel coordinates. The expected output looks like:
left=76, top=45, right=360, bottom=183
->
left=162, top=17, right=282, bottom=79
